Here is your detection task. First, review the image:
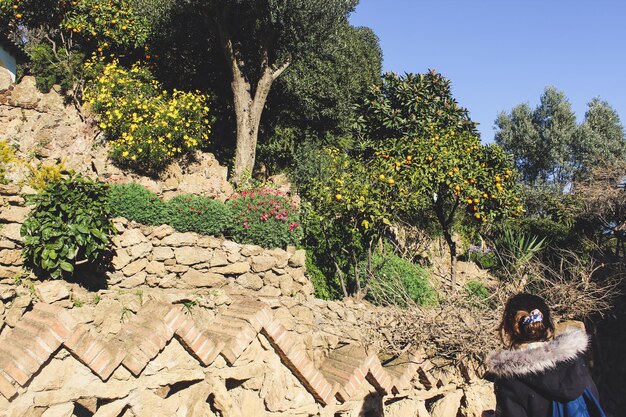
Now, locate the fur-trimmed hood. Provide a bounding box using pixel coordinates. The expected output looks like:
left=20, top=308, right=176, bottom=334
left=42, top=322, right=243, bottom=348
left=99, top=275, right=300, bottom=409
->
left=487, top=327, right=589, bottom=378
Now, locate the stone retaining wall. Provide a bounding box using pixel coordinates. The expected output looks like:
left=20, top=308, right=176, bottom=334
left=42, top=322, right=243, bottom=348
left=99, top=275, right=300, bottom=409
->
left=0, top=184, right=311, bottom=299
left=109, top=219, right=312, bottom=299
left=0, top=280, right=495, bottom=417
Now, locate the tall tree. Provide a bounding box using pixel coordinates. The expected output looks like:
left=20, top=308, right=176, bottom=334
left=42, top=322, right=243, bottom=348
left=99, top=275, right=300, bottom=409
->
left=258, top=23, right=382, bottom=170
left=351, top=72, right=521, bottom=285
left=495, top=88, right=626, bottom=188
left=495, top=87, right=577, bottom=186
left=177, top=0, right=359, bottom=183
left=574, top=98, right=626, bottom=175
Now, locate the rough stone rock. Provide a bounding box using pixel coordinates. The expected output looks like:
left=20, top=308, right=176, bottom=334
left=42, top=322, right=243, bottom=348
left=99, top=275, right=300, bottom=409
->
left=5, top=294, right=31, bottom=326
left=8, top=76, right=40, bottom=108
left=430, top=389, right=463, bottom=417
left=181, top=270, right=226, bottom=288
left=279, top=275, right=295, bottom=296
left=0, top=287, right=16, bottom=301
left=227, top=251, right=241, bottom=263
left=145, top=261, right=166, bottom=276
left=258, top=286, right=282, bottom=297
left=250, top=255, right=277, bottom=273
left=289, top=249, right=306, bottom=268
left=196, top=235, right=222, bottom=249
left=463, top=380, right=496, bottom=417
left=151, top=224, right=174, bottom=239
left=260, top=271, right=278, bottom=287
left=35, top=281, right=71, bottom=304
left=0, top=239, right=16, bottom=249
left=0, top=68, right=11, bottom=91
left=210, top=249, right=229, bottom=267
left=120, top=229, right=147, bottom=247
left=0, top=205, right=30, bottom=223
left=240, top=244, right=264, bottom=257
left=236, top=273, right=264, bottom=291
left=93, top=299, right=123, bottom=335
left=130, top=242, right=153, bottom=260
left=211, top=262, right=250, bottom=275
left=222, top=240, right=241, bottom=253
left=0, top=249, right=22, bottom=265
left=1, top=223, right=22, bottom=242
left=152, top=246, right=174, bottom=261
left=268, top=249, right=289, bottom=268
left=174, top=247, right=212, bottom=265
left=161, top=232, right=198, bottom=247
left=122, top=258, right=149, bottom=276
left=112, top=249, right=132, bottom=270
left=118, top=271, right=147, bottom=288
left=290, top=270, right=309, bottom=285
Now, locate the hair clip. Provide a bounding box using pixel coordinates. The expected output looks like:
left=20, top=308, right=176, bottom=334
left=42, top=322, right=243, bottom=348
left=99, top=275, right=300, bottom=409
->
left=523, top=309, right=543, bottom=325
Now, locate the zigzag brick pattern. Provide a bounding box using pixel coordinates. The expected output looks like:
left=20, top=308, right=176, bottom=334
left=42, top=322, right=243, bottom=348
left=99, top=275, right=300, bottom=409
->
left=0, top=303, right=77, bottom=399
left=0, top=298, right=434, bottom=406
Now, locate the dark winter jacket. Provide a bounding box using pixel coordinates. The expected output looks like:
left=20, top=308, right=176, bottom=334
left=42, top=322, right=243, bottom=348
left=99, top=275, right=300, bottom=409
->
left=486, top=328, right=599, bottom=417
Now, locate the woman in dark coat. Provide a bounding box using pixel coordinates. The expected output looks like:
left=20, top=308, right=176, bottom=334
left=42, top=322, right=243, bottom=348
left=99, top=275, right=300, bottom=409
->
left=486, top=293, right=601, bottom=417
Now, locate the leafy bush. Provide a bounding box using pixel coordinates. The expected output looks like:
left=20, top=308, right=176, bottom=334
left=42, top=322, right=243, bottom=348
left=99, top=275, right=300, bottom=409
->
left=466, top=245, right=497, bottom=270
left=21, top=173, right=115, bottom=280
left=361, top=252, right=438, bottom=307
left=84, top=59, right=210, bottom=174
left=306, top=250, right=342, bottom=300
left=108, top=182, right=167, bottom=225
left=227, top=187, right=303, bottom=249
left=164, top=194, right=231, bottom=236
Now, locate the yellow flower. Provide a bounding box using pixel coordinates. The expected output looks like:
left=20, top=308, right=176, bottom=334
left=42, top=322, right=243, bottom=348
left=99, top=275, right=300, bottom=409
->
left=122, top=151, right=129, bottom=157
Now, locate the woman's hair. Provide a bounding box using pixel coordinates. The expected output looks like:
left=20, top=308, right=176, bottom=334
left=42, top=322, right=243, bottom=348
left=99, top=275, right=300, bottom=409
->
left=499, top=293, right=555, bottom=348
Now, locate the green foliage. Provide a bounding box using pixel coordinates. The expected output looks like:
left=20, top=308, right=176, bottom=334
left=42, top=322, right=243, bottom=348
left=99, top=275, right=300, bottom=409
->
left=26, top=160, right=67, bottom=191
left=306, top=251, right=341, bottom=300
left=164, top=194, right=231, bottom=236
left=493, top=229, right=546, bottom=276
left=464, top=280, right=490, bottom=305
left=259, top=24, right=382, bottom=171
left=466, top=248, right=497, bottom=270
left=27, top=42, right=86, bottom=94
left=495, top=88, right=626, bottom=187
left=353, top=71, right=478, bottom=142
left=360, top=252, right=437, bottom=307
left=108, top=182, right=167, bottom=225
left=84, top=59, right=210, bottom=174
left=21, top=173, right=115, bottom=281
left=227, top=188, right=303, bottom=249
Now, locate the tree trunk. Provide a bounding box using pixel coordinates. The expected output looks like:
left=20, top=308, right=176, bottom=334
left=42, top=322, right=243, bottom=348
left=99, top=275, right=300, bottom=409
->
left=442, top=227, right=457, bottom=287
left=214, top=19, right=289, bottom=184
left=433, top=193, right=460, bottom=287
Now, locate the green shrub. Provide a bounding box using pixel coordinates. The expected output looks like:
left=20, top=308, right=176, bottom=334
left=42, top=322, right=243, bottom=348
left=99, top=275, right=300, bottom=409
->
left=306, top=250, right=342, bottom=300
left=108, top=182, right=167, bottom=225
left=227, top=187, right=303, bottom=248
left=466, top=247, right=497, bottom=270
left=360, top=252, right=438, bottom=307
left=464, top=280, right=491, bottom=306
left=21, top=173, right=115, bottom=281
left=164, top=194, right=231, bottom=236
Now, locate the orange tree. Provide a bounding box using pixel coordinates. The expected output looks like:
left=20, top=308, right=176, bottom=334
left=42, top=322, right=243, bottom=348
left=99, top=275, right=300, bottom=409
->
left=303, top=147, right=399, bottom=298
left=352, top=71, right=522, bottom=284
left=0, top=0, right=153, bottom=101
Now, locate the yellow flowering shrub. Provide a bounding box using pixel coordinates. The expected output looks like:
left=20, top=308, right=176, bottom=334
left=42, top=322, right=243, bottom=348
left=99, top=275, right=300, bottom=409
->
left=84, top=59, right=211, bottom=174
left=27, top=160, right=67, bottom=191
left=0, top=140, right=18, bottom=184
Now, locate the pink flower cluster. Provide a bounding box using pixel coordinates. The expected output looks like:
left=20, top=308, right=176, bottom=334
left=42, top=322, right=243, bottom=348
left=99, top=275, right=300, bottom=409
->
left=228, top=187, right=300, bottom=232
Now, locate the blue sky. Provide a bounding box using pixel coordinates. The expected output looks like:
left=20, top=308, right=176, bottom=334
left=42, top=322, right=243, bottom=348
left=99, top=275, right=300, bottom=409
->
left=349, top=0, right=626, bottom=142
